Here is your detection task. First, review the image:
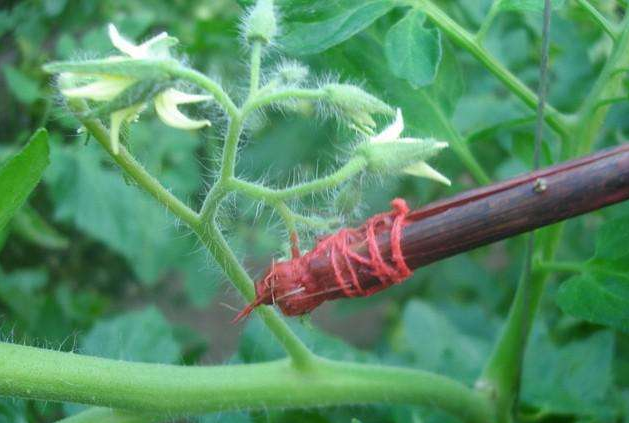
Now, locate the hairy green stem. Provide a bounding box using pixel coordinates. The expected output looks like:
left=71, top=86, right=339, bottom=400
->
left=164, top=63, right=239, bottom=118
left=242, top=88, right=327, bottom=117
left=68, top=100, right=200, bottom=229
left=414, top=0, right=570, bottom=139
left=230, top=156, right=368, bottom=201
left=0, top=343, right=495, bottom=423
left=69, top=101, right=314, bottom=368
left=575, top=0, right=618, bottom=40
left=249, top=41, right=263, bottom=96
left=192, top=222, right=316, bottom=369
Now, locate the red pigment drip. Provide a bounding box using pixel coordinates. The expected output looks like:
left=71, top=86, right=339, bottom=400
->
left=233, top=199, right=411, bottom=322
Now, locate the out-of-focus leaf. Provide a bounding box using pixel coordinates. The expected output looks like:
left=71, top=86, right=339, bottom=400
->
left=239, top=315, right=374, bottom=363
left=384, top=10, right=441, bottom=88
left=2, top=65, right=41, bottom=104
left=44, top=139, right=218, bottom=305
left=0, top=268, right=47, bottom=316
left=498, top=0, right=566, bottom=12
left=44, top=0, right=68, bottom=16
left=12, top=205, right=69, bottom=250
left=0, top=129, right=49, bottom=231
left=557, top=214, right=629, bottom=332
left=81, top=307, right=181, bottom=363
left=400, top=300, right=490, bottom=384
left=522, top=328, right=616, bottom=418
left=0, top=398, right=28, bottom=423
left=280, top=0, right=395, bottom=55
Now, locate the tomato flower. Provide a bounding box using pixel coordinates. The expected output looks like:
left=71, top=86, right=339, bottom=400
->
left=59, top=24, right=212, bottom=154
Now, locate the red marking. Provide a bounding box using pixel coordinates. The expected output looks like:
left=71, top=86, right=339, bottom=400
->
left=233, top=199, right=411, bottom=322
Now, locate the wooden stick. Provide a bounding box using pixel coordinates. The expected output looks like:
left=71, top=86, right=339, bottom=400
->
left=384, top=143, right=629, bottom=269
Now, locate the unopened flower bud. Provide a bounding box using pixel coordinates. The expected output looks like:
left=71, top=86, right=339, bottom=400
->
left=355, top=108, right=451, bottom=185
left=323, top=83, right=394, bottom=133
left=274, top=61, right=309, bottom=86
left=244, top=0, right=278, bottom=44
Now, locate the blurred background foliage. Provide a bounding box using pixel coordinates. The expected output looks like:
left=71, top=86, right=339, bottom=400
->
left=0, top=0, right=628, bottom=422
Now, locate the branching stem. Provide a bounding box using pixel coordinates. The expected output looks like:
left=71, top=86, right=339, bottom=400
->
left=0, top=342, right=495, bottom=423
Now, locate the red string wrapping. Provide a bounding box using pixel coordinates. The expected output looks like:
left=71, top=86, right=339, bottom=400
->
left=233, top=198, right=412, bottom=322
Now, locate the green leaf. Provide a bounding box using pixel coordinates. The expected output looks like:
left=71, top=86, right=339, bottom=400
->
left=12, top=205, right=69, bottom=250
left=498, top=0, right=566, bottom=12
left=384, top=11, right=442, bottom=88
left=280, top=0, right=395, bottom=55
left=522, top=328, right=616, bottom=418
left=2, top=65, right=41, bottom=104
left=400, top=300, right=491, bottom=384
left=82, top=307, right=181, bottom=363
left=44, top=128, right=218, bottom=305
left=0, top=128, right=49, bottom=232
left=556, top=214, right=629, bottom=332
left=557, top=275, right=629, bottom=332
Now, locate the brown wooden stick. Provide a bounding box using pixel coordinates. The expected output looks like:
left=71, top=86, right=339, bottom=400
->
left=239, top=144, right=629, bottom=319
left=307, top=144, right=629, bottom=289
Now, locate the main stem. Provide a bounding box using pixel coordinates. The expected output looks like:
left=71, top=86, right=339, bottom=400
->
left=0, top=343, right=495, bottom=423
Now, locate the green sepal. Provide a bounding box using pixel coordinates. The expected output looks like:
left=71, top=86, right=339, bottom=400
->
left=43, top=58, right=177, bottom=80
left=82, top=79, right=175, bottom=120
left=355, top=139, right=445, bottom=174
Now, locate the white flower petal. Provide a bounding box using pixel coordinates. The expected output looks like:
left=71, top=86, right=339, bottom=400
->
left=160, top=88, right=213, bottom=105
left=404, top=161, right=451, bottom=186
left=61, top=77, right=135, bottom=101
left=108, top=24, right=146, bottom=58
left=371, top=107, right=404, bottom=143
left=154, top=92, right=211, bottom=130
left=109, top=105, right=143, bottom=155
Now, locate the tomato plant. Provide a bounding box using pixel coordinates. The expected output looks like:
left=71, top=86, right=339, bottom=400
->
left=1, top=1, right=628, bottom=422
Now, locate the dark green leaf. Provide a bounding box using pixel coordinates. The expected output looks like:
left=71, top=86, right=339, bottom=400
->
left=280, top=0, right=394, bottom=55
left=82, top=307, right=181, bottom=363
left=557, top=275, right=629, bottom=333
left=384, top=11, right=441, bottom=87
left=0, top=129, right=49, bottom=231
left=522, top=328, right=616, bottom=417
left=400, top=300, right=491, bottom=384
left=556, top=214, right=629, bottom=332
left=2, top=65, right=41, bottom=104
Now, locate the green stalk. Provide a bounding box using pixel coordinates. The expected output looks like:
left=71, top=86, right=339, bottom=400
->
left=0, top=343, right=494, bottom=423
left=242, top=88, right=327, bottom=117
left=414, top=0, right=570, bottom=139
left=572, top=14, right=629, bottom=156
left=68, top=100, right=200, bottom=229
left=575, top=0, right=618, bottom=41
left=229, top=156, right=368, bottom=201
left=191, top=222, right=316, bottom=369
left=249, top=41, right=263, bottom=96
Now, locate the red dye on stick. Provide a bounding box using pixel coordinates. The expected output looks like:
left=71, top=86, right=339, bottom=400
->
left=232, top=198, right=412, bottom=322
left=233, top=144, right=629, bottom=322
